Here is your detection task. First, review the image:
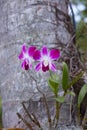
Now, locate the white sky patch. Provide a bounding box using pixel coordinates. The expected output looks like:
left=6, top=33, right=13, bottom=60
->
left=69, top=3, right=85, bottom=22
left=84, top=18, right=87, bottom=22
left=77, top=4, right=85, bottom=11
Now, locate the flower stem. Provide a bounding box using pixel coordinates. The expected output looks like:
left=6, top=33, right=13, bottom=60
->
left=55, top=93, right=59, bottom=122
left=49, top=70, right=53, bottom=78
left=77, top=108, right=81, bottom=125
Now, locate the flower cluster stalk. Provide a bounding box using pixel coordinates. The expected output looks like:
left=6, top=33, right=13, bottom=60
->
left=55, top=93, right=59, bottom=122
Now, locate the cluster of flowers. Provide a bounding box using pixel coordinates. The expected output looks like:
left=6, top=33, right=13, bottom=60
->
left=19, top=44, right=60, bottom=72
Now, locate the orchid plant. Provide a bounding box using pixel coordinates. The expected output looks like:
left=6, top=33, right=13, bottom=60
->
left=18, top=44, right=87, bottom=129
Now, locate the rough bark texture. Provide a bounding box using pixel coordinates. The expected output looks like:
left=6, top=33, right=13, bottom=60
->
left=0, top=0, right=84, bottom=129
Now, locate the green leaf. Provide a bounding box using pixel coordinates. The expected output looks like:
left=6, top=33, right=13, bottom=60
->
left=67, top=72, right=83, bottom=89
left=62, top=62, right=69, bottom=92
left=82, top=9, right=87, bottom=17
left=78, top=84, right=87, bottom=108
left=50, top=73, right=61, bottom=84
left=55, top=96, right=65, bottom=103
left=48, top=77, right=59, bottom=94
left=66, top=91, right=75, bottom=97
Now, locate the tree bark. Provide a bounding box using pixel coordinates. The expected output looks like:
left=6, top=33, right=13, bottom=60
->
left=0, top=0, right=84, bottom=129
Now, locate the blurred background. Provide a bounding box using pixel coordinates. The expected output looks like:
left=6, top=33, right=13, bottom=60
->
left=71, top=0, right=87, bottom=59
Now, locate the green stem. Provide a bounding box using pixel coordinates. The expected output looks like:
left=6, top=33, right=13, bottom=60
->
left=55, top=93, right=59, bottom=121
left=49, top=70, right=53, bottom=78
left=77, top=107, right=81, bottom=125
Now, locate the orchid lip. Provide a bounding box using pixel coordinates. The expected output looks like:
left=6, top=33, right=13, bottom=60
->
left=43, top=60, right=49, bottom=67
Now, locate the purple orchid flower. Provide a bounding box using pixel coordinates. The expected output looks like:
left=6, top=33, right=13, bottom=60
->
left=18, top=44, right=36, bottom=70
left=33, top=46, right=60, bottom=72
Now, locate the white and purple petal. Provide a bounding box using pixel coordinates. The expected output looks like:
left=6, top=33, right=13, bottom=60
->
left=22, top=44, right=27, bottom=53
left=42, top=46, right=48, bottom=56
left=50, top=49, right=60, bottom=60
left=18, top=51, right=24, bottom=59
left=28, top=46, right=36, bottom=57
left=33, top=50, right=41, bottom=60
left=18, top=44, right=27, bottom=59
left=35, top=63, right=42, bottom=71
left=50, top=63, right=56, bottom=71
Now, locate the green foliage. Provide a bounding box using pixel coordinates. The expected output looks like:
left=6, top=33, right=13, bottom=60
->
left=76, top=21, right=87, bottom=52
left=55, top=96, right=65, bottom=103
left=48, top=62, right=86, bottom=119
left=66, top=91, right=75, bottom=97
left=76, top=21, right=87, bottom=39
left=48, top=74, right=60, bottom=94
left=73, top=0, right=87, bottom=110
left=82, top=9, right=87, bottom=17
left=78, top=84, right=87, bottom=108
left=48, top=62, right=83, bottom=96
left=62, top=62, right=69, bottom=92
left=61, top=62, right=82, bottom=93
left=50, top=72, right=61, bottom=84
left=71, top=0, right=87, bottom=53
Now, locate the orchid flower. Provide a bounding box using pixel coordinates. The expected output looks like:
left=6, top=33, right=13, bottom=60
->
left=18, top=44, right=36, bottom=70
left=33, top=46, right=60, bottom=72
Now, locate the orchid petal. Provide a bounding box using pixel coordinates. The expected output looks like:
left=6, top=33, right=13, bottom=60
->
left=18, top=51, right=24, bottom=59
left=28, top=46, right=36, bottom=56
left=50, top=49, right=60, bottom=60
left=35, top=63, right=42, bottom=71
left=33, top=50, right=41, bottom=60
left=42, top=46, right=48, bottom=55
left=21, top=61, right=25, bottom=69
left=22, top=44, right=27, bottom=53
left=50, top=63, right=56, bottom=71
